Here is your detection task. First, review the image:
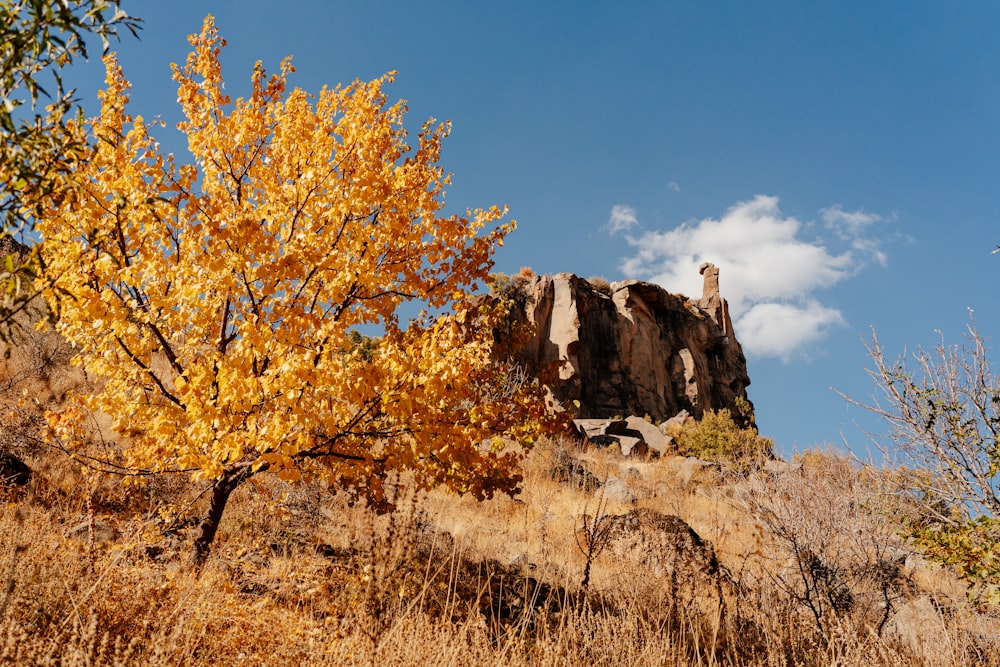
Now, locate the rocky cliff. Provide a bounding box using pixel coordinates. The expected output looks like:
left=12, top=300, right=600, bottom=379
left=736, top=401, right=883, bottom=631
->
left=509, top=264, right=754, bottom=426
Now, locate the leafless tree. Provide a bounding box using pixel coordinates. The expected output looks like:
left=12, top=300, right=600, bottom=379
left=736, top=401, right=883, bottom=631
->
left=840, top=315, right=1000, bottom=525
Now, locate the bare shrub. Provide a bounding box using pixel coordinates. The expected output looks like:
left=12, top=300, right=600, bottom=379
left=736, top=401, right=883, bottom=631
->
left=842, top=319, right=1000, bottom=520
left=842, top=317, right=1000, bottom=599
left=0, top=318, right=82, bottom=459
left=574, top=495, right=616, bottom=590
left=743, top=450, right=909, bottom=641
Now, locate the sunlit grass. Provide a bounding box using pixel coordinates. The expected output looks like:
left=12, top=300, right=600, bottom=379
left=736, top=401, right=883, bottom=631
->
left=3, top=330, right=1000, bottom=665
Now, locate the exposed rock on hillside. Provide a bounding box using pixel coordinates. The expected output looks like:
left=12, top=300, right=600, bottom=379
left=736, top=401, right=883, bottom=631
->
left=606, top=509, right=721, bottom=580
left=510, top=265, right=754, bottom=426
left=573, top=416, right=673, bottom=457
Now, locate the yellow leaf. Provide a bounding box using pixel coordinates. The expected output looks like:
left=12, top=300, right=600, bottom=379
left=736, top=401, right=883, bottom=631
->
left=35, top=15, right=552, bottom=561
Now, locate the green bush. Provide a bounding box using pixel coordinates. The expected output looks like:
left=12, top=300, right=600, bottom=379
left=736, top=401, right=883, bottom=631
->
left=675, top=409, right=773, bottom=467
left=908, top=516, right=1000, bottom=605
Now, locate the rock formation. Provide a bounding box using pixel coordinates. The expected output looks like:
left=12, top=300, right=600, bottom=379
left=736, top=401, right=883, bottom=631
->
left=509, top=266, right=754, bottom=426
left=605, top=509, right=721, bottom=580
left=573, top=416, right=673, bottom=457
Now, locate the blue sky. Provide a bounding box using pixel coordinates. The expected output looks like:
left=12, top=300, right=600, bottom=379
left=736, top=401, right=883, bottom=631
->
left=56, top=1, right=1000, bottom=455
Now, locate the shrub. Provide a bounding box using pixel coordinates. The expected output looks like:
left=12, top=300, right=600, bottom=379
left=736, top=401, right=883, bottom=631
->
left=843, top=317, right=1000, bottom=600
left=674, top=409, right=773, bottom=467
left=744, top=450, right=908, bottom=641
left=587, top=276, right=613, bottom=296
left=487, top=267, right=536, bottom=300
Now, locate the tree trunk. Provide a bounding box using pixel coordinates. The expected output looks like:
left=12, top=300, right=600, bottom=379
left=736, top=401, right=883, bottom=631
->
left=190, top=465, right=255, bottom=570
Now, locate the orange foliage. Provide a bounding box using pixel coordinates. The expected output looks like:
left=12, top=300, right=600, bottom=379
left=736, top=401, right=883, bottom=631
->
left=36, top=16, right=549, bottom=518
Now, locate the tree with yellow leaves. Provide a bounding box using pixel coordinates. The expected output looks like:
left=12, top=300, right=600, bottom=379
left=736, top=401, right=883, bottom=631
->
left=36, top=16, right=551, bottom=565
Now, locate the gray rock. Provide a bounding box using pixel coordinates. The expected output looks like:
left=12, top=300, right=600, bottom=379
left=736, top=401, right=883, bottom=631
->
left=668, top=456, right=719, bottom=486
left=66, top=519, right=118, bottom=546
left=616, top=435, right=647, bottom=457
left=624, top=416, right=673, bottom=456
left=573, top=417, right=663, bottom=457
left=663, top=409, right=693, bottom=430
left=551, top=459, right=602, bottom=491
left=605, top=509, right=720, bottom=588
left=573, top=418, right=623, bottom=440
left=601, top=476, right=634, bottom=504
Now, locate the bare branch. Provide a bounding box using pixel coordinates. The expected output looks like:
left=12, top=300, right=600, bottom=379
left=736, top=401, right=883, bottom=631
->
left=839, top=316, right=1000, bottom=520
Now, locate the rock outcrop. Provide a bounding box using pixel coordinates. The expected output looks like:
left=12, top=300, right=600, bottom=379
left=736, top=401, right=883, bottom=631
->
left=573, top=416, right=674, bottom=457
left=510, top=265, right=753, bottom=426
left=605, top=509, right=721, bottom=580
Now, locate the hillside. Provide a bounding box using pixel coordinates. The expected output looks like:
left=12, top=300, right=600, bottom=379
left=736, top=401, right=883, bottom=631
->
left=1, top=319, right=998, bottom=666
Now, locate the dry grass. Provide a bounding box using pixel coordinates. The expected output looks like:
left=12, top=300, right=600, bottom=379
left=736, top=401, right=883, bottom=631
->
left=1, top=441, right=997, bottom=666
left=2, top=329, right=1000, bottom=665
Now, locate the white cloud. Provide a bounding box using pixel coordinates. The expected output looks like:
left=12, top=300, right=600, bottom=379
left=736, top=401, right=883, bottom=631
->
left=607, top=204, right=639, bottom=234
left=849, top=236, right=888, bottom=267
left=820, top=204, right=891, bottom=266
left=736, top=301, right=845, bottom=362
left=619, top=195, right=853, bottom=316
left=668, top=181, right=681, bottom=192
left=820, top=204, right=883, bottom=236
left=617, top=195, right=889, bottom=360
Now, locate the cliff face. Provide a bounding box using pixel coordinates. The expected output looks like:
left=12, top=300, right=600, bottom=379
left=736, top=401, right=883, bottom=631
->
left=511, top=265, right=754, bottom=426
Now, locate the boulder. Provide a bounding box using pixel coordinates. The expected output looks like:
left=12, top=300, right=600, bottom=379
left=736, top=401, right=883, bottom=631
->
left=551, top=459, right=601, bottom=491
left=663, top=409, right=694, bottom=431
left=623, top=416, right=673, bottom=456
left=66, top=519, right=119, bottom=546
left=573, top=418, right=627, bottom=441
left=601, top=476, right=634, bottom=504
left=615, top=436, right=647, bottom=457
left=572, top=416, right=671, bottom=458
left=0, top=452, right=31, bottom=488
left=512, top=268, right=754, bottom=426
left=608, top=509, right=719, bottom=592
left=667, top=456, right=720, bottom=486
